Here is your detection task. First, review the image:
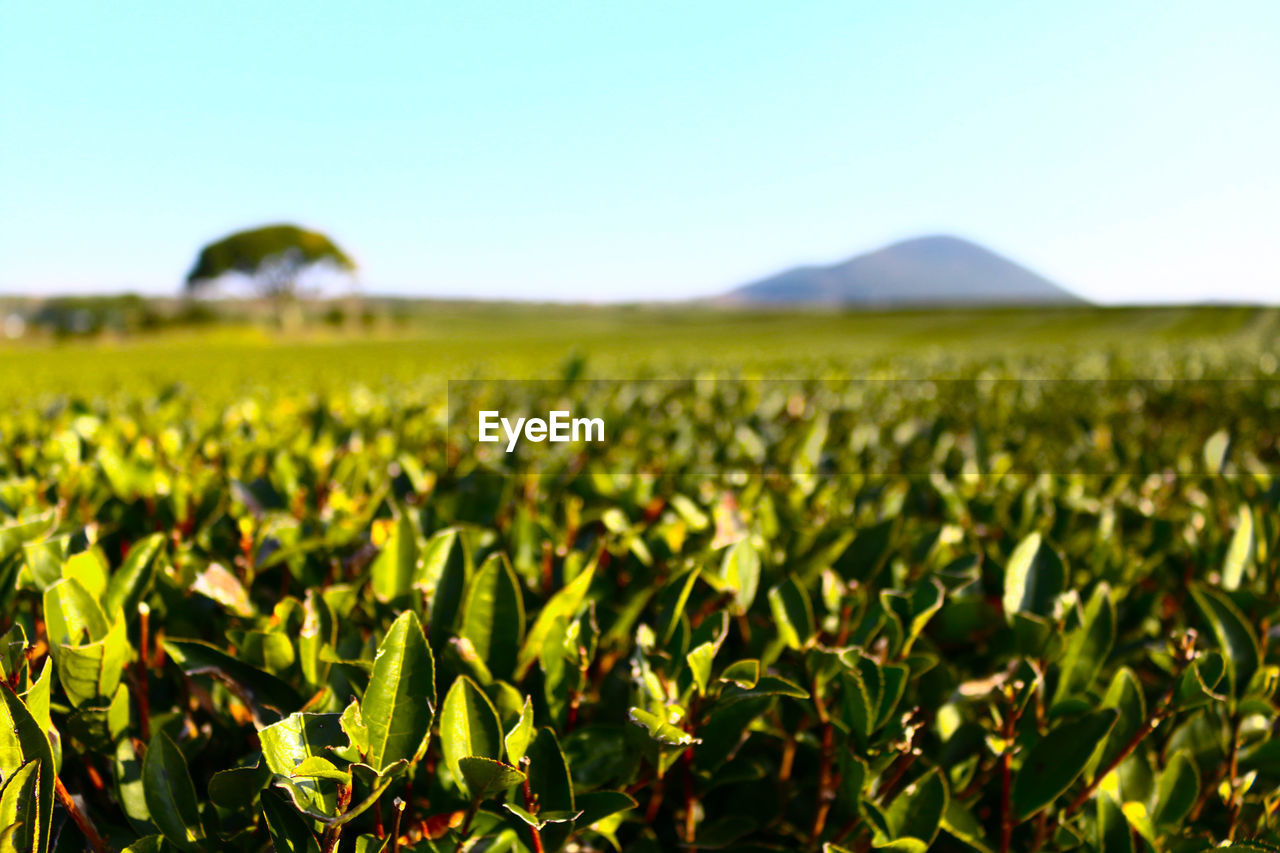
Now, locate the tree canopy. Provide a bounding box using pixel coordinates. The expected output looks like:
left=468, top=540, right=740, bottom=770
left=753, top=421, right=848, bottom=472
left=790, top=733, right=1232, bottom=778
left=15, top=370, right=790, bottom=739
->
left=185, top=223, right=356, bottom=298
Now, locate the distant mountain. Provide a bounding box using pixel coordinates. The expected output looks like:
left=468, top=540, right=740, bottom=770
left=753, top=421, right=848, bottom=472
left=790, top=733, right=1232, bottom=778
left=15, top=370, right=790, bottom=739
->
left=725, top=235, right=1082, bottom=306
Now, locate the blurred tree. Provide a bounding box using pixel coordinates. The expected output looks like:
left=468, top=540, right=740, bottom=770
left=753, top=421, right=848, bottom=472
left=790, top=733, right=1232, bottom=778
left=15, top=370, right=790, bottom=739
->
left=185, top=224, right=356, bottom=323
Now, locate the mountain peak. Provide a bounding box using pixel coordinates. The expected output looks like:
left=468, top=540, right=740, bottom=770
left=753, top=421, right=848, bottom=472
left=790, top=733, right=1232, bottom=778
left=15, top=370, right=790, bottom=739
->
left=726, top=235, right=1082, bottom=307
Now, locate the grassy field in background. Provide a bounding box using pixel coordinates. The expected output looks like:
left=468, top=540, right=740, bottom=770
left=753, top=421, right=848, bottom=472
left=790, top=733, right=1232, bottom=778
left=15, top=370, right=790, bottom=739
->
left=1, top=304, right=1276, bottom=403
left=4, top=302, right=1280, bottom=851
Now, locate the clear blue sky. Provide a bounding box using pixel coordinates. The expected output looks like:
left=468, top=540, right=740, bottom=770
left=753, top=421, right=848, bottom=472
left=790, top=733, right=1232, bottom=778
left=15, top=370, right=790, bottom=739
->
left=2, top=1, right=1276, bottom=303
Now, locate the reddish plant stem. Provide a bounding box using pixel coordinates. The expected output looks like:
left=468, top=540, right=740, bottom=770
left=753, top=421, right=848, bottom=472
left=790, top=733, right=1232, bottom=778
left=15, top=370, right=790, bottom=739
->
left=565, top=653, right=590, bottom=733
left=402, top=776, right=415, bottom=827
left=1044, top=637, right=1200, bottom=845
left=834, top=601, right=855, bottom=646
left=828, top=816, right=861, bottom=847
left=690, top=592, right=731, bottom=628
left=877, top=750, right=918, bottom=808
left=807, top=720, right=836, bottom=849
left=278, top=561, right=292, bottom=599
left=1029, top=811, right=1050, bottom=853
left=54, top=776, right=109, bottom=853
left=321, top=784, right=352, bottom=853
left=778, top=732, right=797, bottom=782
left=997, top=690, right=1022, bottom=853
left=457, top=799, right=480, bottom=851
left=682, top=746, right=698, bottom=847
left=521, top=767, right=546, bottom=853
left=644, top=772, right=666, bottom=823
left=806, top=677, right=840, bottom=849
left=136, top=603, right=152, bottom=742
left=151, top=629, right=166, bottom=670
left=541, top=540, right=554, bottom=595
left=956, top=753, right=998, bottom=800
left=1062, top=715, right=1154, bottom=816
left=1062, top=647, right=1192, bottom=819
left=999, top=747, right=1013, bottom=853
left=1227, top=711, right=1243, bottom=840
left=624, top=769, right=655, bottom=796
left=390, top=798, right=406, bottom=853
left=85, top=761, right=107, bottom=792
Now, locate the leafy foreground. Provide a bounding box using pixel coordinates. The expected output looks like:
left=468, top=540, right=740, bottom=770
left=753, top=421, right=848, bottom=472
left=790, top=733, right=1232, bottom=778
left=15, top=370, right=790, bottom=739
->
left=2, top=363, right=1280, bottom=852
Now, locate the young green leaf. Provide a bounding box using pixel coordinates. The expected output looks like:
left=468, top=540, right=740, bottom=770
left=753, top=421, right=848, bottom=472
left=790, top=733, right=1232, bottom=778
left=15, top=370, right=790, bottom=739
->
left=504, top=696, right=535, bottom=767
left=1190, top=584, right=1260, bottom=699
left=720, top=539, right=761, bottom=615
left=207, top=760, right=270, bottom=811
left=104, top=532, right=165, bottom=617
left=1173, top=651, right=1227, bottom=709
left=0, top=511, right=56, bottom=566
left=361, top=611, right=435, bottom=773
left=629, top=707, right=697, bottom=747
left=63, top=548, right=109, bottom=600
left=839, top=667, right=874, bottom=742
left=527, top=727, right=576, bottom=851
left=56, top=619, right=128, bottom=708
left=23, top=535, right=70, bottom=592
left=259, top=712, right=348, bottom=775
left=1222, top=504, right=1254, bottom=591
left=1002, top=533, right=1065, bottom=623
left=719, top=659, right=760, bottom=689
left=460, top=552, right=526, bottom=679
left=427, top=532, right=471, bottom=651
left=0, top=624, right=28, bottom=686
left=458, top=756, right=526, bottom=799
left=903, top=577, right=944, bottom=653
left=1096, top=790, right=1133, bottom=853
left=517, top=559, right=594, bottom=679
left=768, top=575, right=815, bottom=650
left=1054, top=583, right=1115, bottom=703
left=687, top=641, right=717, bottom=696
left=655, top=568, right=701, bottom=644
left=0, top=760, right=40, bottom=853
left=877, top=767, right=948, bottom=848
left=1203, top=429, right=1230, bottom=474
left=413, top=527, right=458, bottom=595
left=371, top=512, right=418, bottom=603
left=440, top=675, right=503, bottom=794
left=43, top=576, right=110, bottom=647
left=113, top=737, right=154, bottom=833
left=0, top=681, right=55, bottom=853
left=20, top=658, right=53, bottom=749
left=1091, top=668, right=1146, bottom=780
left=119, top=836, right=166, bottom=853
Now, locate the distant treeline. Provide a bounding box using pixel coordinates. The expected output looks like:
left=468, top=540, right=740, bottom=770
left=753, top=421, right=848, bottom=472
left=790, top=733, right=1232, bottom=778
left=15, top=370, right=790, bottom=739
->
left=0, top=294, right=425, bottom=339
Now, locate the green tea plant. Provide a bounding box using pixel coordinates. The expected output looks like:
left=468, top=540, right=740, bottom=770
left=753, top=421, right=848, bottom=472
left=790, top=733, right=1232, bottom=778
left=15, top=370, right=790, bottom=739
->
left=0, top=356, right=1279, bottom=852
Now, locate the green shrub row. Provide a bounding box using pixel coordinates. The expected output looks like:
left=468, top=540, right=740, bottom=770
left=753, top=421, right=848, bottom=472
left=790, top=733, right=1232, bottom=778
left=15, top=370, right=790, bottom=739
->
left=1, top=375, right=1278, bottom=852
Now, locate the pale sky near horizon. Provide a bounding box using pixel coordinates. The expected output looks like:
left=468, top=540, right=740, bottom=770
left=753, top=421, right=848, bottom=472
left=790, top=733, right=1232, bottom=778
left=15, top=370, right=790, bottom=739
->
left=1, top=2, right=1276, bottom=303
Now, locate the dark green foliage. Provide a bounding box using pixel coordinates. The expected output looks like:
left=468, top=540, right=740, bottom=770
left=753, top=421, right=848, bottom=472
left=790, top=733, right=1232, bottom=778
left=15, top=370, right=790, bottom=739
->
left=1, top=351, right=1280, bottom=853
left=185, top=223, right=356, bottom=298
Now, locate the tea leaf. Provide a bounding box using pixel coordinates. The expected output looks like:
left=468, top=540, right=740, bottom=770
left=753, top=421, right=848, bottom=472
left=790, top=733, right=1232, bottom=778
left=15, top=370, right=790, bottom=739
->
left=1013, top=710, right=1119, bottom=819
left=142, top=732, right=205, bottom=851
left=361, top=611, right=435, bottom=773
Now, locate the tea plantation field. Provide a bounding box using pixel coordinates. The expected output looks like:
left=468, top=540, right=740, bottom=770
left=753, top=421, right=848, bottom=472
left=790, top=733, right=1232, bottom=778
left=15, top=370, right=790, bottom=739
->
left=1, top=305, right=1279, bottom=853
